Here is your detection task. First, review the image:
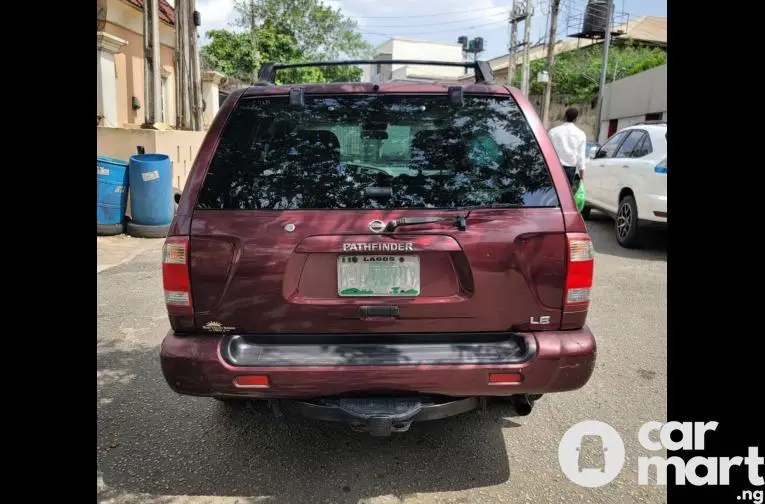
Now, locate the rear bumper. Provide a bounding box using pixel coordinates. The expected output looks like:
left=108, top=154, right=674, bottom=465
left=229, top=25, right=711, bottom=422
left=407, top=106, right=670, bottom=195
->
left=160, top=328, right=597, bottom=399
left=640, top=193, right=667, bottom=224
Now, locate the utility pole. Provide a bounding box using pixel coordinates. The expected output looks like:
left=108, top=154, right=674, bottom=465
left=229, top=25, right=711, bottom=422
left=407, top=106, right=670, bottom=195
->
left=542, top=0, right=551, bottom=55
left=249, top=0, right=260, bottom=82
left=142, top=0, right=162, bottom=126
left=175, top=0, right=189, bottom=129
left=507, top=1, right=519, bottom=86
left=594, top=0, right=614, bottom=143
left=189, top=0, right=203, bottom=131
left=520, top=0, right=533, bottom=96
left=174, top=0, right=204, bottom=131
left=541, top=0, right=561, bottom=128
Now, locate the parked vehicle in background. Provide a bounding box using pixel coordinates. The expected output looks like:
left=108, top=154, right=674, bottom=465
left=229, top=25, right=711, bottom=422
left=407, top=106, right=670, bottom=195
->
left=586, top=141, right=600, bottom=159
left=583, top=123, right=667, bottom=248
left=159, top=60, right=597, bottom=437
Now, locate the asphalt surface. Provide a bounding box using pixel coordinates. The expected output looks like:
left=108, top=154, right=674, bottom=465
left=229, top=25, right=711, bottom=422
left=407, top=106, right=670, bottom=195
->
left=97, top=211, right=667, bottom=504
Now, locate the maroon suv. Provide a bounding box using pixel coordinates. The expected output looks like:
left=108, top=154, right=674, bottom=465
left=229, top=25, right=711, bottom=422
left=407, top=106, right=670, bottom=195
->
left=160, top=60, right=596, bottom=436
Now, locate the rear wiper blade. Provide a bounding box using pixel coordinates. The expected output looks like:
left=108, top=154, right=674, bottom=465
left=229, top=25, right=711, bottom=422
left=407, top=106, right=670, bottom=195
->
left=460, top=203, right=524, bottom=225
left=385, top=215, right=467, bottom=232
left=385, top=204, right=525, bottom=232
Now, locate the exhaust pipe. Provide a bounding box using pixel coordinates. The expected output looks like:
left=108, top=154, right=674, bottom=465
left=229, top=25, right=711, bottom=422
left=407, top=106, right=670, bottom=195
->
left=512, top=395, right=533, bottom=416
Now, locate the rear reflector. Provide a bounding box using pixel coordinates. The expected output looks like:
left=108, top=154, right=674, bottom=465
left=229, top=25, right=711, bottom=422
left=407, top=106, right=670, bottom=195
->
left=489, top=372, right=523, bottom=384
left=234, top=375, right=270, bottom=388
left=162, top=237, right=193, bottom=316
left=565, top=234, right=594, bottom=310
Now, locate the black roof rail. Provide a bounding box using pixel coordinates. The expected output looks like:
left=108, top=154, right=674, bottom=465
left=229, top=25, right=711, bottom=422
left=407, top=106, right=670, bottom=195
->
left=256, top=60, right=495, bottom=85
left=635, top=120, right=667, bottom=125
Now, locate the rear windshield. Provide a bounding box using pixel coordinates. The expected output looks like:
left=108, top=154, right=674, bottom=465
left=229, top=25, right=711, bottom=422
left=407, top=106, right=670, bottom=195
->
left=196, top=94, right=558, bottom=210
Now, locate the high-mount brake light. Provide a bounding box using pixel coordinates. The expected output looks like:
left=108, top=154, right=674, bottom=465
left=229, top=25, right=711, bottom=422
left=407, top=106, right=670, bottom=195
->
left=162, top=237, right=193, bottom=315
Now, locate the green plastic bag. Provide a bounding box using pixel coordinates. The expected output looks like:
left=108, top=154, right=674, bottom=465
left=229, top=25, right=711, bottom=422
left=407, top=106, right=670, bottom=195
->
left=574, top=181, right=587, bottom=212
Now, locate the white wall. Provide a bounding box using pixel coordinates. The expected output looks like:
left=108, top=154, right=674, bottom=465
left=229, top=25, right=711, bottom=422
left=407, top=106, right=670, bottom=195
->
left=597, top=111, right=667, bottom=144
left=602, top=64, right=666, bottom=120
left=598, top=64, right=667, bottom=143
left=366, top=39, right=465, bottom=82
left=363, top=40, right=394, bottom=81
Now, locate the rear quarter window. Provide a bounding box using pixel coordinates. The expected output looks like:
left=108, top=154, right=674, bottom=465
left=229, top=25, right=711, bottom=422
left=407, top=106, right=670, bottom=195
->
left=196, top=94, right=559, bottom=210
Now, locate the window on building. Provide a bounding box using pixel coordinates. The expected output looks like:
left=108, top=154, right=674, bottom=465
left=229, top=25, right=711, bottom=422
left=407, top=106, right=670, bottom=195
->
left=607, top=119, right=618, bottom=138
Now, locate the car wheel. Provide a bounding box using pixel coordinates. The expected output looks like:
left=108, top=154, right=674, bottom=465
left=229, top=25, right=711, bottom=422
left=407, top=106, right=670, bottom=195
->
left=616, top=195, right=641, bottom=248
left=580, top=206, right=592, bottom=220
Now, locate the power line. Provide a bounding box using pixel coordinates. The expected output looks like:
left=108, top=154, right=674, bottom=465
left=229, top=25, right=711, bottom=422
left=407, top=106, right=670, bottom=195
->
left=360, top=19, right=507, bottom=37
left=361, top=13, right=506, bottom=28
left=345, top=5, right=507, bottom=19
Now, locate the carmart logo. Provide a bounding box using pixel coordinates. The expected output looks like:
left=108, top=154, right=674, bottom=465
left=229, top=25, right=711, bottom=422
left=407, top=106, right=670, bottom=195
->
left=559, top=420, right=764, bottom=490
left=558, top=420, right=625, bottom=487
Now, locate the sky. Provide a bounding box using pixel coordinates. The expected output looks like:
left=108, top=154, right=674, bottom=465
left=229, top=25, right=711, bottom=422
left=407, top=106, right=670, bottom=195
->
left=195, top=0, right=666, bottom=61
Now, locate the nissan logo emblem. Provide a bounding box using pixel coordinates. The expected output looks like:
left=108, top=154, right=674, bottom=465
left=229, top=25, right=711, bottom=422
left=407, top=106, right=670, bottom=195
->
left=368, top=220, right=386, bottom=233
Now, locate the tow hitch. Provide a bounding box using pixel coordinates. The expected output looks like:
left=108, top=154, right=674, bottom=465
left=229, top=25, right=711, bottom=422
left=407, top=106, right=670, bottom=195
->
left=274, top=396, right=480, bottom=436
left=337, top=398, right=422, bottom=436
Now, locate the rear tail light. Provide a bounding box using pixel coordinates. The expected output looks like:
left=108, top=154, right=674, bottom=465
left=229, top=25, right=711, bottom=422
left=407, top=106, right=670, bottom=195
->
left=565, top=233, right=594, bottom=310
left=162, top=237, right=193, bottom=315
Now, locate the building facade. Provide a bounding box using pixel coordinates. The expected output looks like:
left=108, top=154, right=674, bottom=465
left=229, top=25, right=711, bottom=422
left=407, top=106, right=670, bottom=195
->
left=598, top=64, right=667, bottom=143
left=363, top=38, right=467, bottom=83
left=458, top=16, right=667, bottom=86
left=97, top=0, right=177, bottom=128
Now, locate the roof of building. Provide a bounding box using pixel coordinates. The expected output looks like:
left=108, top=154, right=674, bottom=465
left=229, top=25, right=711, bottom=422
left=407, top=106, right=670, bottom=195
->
left=471, top=16, right=666, bottom=75
left=125, top=0, right=175, bottom=26
left=373, top=37, right=464, bottom=53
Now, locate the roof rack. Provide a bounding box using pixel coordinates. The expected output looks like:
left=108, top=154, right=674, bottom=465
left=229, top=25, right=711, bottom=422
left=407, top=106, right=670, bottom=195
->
left=635, top=120, right=667, bottom=125
left=256, top=60, right=495, bottom=85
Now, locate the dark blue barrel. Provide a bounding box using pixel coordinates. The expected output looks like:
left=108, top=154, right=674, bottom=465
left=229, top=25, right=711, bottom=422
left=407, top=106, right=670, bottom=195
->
left=128, top=154, right=174, bottom=226
left=97, top=156, right=130, bottom=226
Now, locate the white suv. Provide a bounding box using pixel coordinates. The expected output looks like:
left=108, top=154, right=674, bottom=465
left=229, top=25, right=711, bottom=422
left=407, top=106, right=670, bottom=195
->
left=583, top=123, right=667, bottom=248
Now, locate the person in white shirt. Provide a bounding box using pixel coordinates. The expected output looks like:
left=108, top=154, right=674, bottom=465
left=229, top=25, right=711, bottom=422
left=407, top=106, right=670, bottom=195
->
left=548, top=107, right=587, bottom=188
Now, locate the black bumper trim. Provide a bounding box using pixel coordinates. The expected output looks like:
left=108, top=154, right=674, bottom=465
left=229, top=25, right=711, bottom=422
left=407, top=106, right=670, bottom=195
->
left=220, top=332, right=535, bottom=367
left=276, top=396, right=480, bottom=435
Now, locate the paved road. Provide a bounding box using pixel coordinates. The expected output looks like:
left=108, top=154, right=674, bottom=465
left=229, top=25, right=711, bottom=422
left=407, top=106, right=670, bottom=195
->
left=97, top=212, right=667, bottom=504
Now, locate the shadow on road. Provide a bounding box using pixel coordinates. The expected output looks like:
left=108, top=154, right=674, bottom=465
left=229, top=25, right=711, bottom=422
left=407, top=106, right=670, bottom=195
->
left=97, top=338, right=520, bottom=503
left=585, top=211, right=667, bottom=262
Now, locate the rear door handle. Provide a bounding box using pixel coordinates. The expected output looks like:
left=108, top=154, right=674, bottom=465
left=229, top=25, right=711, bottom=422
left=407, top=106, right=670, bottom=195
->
left=622, top=165, right=630, bottom=168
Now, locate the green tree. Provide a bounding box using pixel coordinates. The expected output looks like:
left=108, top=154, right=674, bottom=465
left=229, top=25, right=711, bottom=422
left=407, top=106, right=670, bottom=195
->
left=201, top=24, right=322, bottom=83
left=201, top=29, right=258, bottom=82
left=226, top=0, right=372, bottom=83
left=518, top=42, right=667, bottom=102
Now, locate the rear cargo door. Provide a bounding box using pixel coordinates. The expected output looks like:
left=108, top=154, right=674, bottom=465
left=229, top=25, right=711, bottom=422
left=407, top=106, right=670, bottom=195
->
left=189, top=93, right=567, bottom=334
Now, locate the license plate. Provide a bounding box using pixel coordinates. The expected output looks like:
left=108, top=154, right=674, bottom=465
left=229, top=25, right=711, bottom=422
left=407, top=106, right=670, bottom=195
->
left=337, top=255, right=420, bottom=297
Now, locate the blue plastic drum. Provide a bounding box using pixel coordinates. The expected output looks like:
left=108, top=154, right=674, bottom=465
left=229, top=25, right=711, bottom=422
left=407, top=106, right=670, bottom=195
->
left=97, top=156, right=129, bottom=227
left=128, top=154, right=174, bottom=226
